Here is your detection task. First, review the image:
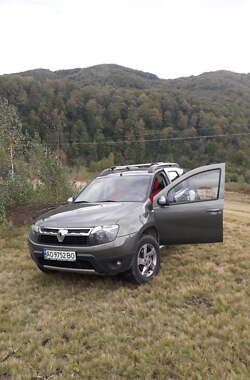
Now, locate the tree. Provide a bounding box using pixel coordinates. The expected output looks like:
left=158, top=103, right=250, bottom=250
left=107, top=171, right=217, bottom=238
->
left=134, top=118, right=145, bottom=162
left=0, top=98, right=24, bottom=179
left=114, top=118, right=125, bottom=139
left=1, top=67, right=250, bottom=183
left=177, top=111, right=188, bottom=130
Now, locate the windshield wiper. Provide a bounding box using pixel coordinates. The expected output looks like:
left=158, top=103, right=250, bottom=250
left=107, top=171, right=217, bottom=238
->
left=75, top=200, right=119, bottom=203
left=99, top=200, right=119, bottom=202
left=74, top=200, right=90, bottom=203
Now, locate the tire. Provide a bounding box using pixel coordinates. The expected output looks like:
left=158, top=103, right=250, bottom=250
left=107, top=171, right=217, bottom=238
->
left=126, top=235, right=160, bottom=285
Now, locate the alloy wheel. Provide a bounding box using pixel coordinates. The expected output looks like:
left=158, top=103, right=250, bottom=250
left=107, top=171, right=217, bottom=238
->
left=137, top=243, right=157, bottom=278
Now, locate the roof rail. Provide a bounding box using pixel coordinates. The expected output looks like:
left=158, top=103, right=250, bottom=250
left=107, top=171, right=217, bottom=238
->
left=99, top=162, right=180, bottom=176
left=112, top=162, right=157, bottom=170
left=99, top=163, right=157, bottom=176
left=148, top=163, right=180, bottom=173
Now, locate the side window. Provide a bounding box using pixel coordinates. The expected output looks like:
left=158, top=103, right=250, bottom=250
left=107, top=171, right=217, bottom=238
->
left=167, top=171, right=179, bottom=181
left=168, top=169, right=221, bottom=204
left=157, top=173, right=167, bottom=189
left=150, top=173, right=167, bottom=201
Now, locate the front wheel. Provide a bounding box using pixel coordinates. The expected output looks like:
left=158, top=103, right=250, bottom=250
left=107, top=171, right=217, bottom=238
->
left=126, top=235, right=160, bottom=284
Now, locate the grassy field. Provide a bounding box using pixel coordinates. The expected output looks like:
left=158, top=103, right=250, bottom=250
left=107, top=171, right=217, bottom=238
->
left=0, top=192, right=249, bottom=379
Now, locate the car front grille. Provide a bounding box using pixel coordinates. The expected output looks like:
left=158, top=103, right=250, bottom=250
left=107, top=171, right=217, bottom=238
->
left=40, top=227, right=91, bottom=235
left=38, top=235, right=91, bottom=246
left=37, top=226, right=93, bottom=246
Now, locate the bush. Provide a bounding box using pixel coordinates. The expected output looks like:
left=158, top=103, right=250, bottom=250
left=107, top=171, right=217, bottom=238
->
left=225, top=182, right=250, bottom=194
left=39, top=156, right=73, bottom=203
left=89, top=153, right=114, bottom=173
left=0, top=176, right=34, bottom=223
left=0, top=198, right=6, bottom=223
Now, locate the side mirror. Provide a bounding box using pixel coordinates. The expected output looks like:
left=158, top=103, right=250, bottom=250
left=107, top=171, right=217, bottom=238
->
left=157, top=195, right=168, bottom=206
left=67, top=196, right=74, bottom=204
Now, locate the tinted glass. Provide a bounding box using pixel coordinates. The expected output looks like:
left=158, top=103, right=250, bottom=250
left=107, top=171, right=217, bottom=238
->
left=75, top=175, right=151, bottom=203
left=168, top=169, right=220, bottom=204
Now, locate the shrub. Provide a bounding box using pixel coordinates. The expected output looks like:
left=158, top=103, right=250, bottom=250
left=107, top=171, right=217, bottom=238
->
left=0, top=176, right=34, bottom=223
left=89, top=153, right=114, bottom=173
left=225, top=182, right=250, bottom=194
left=39, top=156, right=73, bottom=202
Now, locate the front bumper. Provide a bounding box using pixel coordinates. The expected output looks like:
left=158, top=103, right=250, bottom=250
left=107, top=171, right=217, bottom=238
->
left=28, top=233, right=138, bottom=275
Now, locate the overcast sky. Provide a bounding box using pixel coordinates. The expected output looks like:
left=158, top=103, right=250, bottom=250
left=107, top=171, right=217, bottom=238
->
left=0, top=0, right=249, bottom=79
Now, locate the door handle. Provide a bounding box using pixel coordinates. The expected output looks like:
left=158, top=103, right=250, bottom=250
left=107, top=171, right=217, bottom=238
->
left=207, top=208, right=221, bottom=214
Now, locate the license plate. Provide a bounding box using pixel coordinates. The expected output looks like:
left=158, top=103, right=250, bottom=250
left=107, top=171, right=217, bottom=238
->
left=44, top=250, right=76, bottom=261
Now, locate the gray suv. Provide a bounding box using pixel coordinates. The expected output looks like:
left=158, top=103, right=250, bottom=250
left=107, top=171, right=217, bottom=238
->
left=28, top=162, right=225, bottom=284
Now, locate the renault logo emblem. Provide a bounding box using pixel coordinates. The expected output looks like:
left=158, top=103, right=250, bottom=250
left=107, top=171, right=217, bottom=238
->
left=57, top=229, right=68, bottom=242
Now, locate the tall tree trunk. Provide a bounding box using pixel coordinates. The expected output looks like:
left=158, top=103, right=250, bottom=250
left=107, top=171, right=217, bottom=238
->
left=9, top=144, right=14, bottom=179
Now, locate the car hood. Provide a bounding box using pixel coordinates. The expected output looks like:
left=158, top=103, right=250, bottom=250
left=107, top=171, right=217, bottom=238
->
left=35, top=202, right=142, bottom=234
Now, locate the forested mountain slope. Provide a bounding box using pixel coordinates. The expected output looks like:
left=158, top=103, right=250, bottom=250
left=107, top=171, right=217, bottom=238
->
left=16, top=64, right=160, bottom=88
left=0, top=64, right=249, bottom=182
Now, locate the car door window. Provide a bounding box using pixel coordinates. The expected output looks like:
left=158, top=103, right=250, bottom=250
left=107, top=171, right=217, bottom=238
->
left=150, top=173, right=167, bottom=201
left=168, top=169, right=221, bottom=204
left=167, top=171, right=179, bottom=181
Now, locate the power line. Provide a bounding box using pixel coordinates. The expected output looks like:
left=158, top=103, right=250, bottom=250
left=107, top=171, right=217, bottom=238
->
left=6, top=132, right=250, bottom=151
left=46, top=132, right=250, bottom=146
left=111, top=126, right=238, bottom=139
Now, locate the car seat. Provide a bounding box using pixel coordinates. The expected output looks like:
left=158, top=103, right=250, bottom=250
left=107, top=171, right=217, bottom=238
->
left=150, top=178, right=162, bottom=202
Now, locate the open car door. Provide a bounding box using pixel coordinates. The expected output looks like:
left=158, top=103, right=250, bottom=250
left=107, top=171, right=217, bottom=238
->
left=153, top=163, right=225, bottom=245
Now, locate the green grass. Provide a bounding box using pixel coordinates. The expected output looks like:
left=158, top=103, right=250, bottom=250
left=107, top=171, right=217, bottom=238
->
left=0, top=193, right=249, bottom=379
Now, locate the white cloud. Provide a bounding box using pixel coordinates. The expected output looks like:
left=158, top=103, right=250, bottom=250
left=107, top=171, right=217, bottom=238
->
left=0, top=0, right=250, bottom=78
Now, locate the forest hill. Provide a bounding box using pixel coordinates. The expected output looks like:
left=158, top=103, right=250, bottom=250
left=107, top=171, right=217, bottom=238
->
left=0, top=64, right=250, bottom=184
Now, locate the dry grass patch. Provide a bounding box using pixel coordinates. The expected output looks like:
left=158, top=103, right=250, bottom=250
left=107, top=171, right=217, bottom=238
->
left=0, top=193, right=249, bottom=379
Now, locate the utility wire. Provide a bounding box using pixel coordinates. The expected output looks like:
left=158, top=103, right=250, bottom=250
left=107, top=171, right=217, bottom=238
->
left=7, top=132, right=250, bottom=152
left=44, top=132, right=250, bottom=146
left=109, top=126, right=236, bottom=139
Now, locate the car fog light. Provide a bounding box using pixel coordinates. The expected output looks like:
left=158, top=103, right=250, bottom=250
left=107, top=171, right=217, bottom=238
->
left=31, top=224, right=40, bottom=233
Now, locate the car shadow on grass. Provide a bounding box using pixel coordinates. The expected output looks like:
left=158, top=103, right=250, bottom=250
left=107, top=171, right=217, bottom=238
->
left=32, top=267, right=138, bottom=290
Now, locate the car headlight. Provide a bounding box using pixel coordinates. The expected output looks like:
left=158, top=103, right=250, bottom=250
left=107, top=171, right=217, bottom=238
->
left=31, top=223, right=40, bottom=234
left=89, top=225, right=119, bottom=245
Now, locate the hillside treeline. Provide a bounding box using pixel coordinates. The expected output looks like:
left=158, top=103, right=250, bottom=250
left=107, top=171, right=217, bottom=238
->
left=0, top=65, right=250, bottom=183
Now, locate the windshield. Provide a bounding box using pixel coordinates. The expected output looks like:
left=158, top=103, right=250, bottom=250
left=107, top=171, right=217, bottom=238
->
left=75, top=175, right=151, bottom=203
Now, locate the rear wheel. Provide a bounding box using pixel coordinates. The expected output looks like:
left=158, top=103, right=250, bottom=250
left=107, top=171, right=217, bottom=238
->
left=126, top=235, right=160, bottom=284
